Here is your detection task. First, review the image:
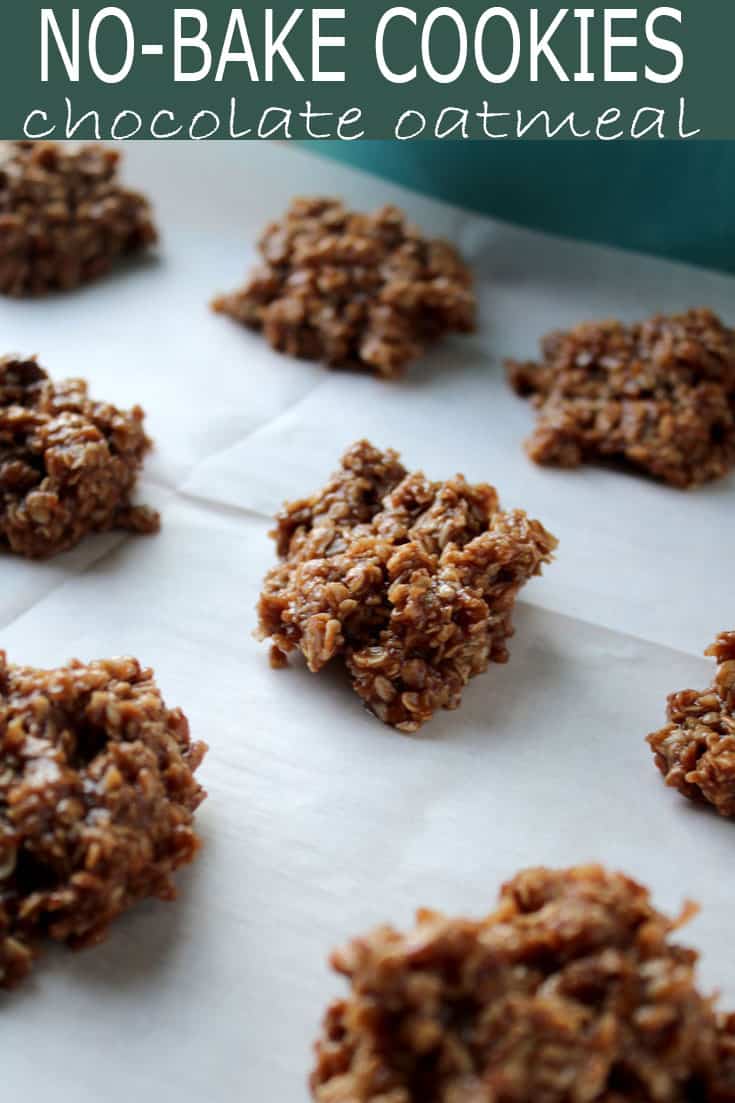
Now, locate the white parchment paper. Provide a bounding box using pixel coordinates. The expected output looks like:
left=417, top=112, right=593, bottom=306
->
left=2, top=142, right=734, bottom=1101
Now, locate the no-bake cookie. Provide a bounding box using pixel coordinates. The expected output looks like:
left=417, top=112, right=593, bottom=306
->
left=311, top=865, right=731, bottom=1103
left=506, top=309, right=735, bottom=488
left=213, top=197, right=476, bottom=377
left=0, top=141, right=157, bottom=297
left=0, top=655, right=207, bottom=989
left=257, top=440, right=556, bottom=732
left=648, top=632, right=735, bottom=818
left=0, top=356, right=159, bottom=558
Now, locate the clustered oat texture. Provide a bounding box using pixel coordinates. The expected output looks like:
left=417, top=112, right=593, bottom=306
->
left=0, top=356, right=159, bottom=559
left=648, top=632, right=735, bottom=818
left=213, top=197, right=476, bottom=377
left=257, top=440, right=556, bottom=732
left=506, top=309, right=735, bottom=488
left=311, top=864, right=735, bottom=1103
left=0, top=141, right=157, bottom=297
left=0, top=654, right=207, bottom=989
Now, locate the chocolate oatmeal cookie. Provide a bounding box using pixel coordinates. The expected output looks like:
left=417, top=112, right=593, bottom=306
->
left=311, top=865, right=731, bottom=1103
left=213, top=198, right=475, bottom=377
left=0, top=654, right=207, bottom=989
left=506, top=309, right=735, bottom=488
left=713, top=1016, right=735, bottom=1101
left=257, top=441, right=556, bottom=732
left=0, top=356, right=159, bottom=559
left=648, top=633, right=735, bottom=818
left=0, top=141, right=157, bottom=297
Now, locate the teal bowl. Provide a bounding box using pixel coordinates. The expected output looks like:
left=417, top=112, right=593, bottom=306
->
left=313, top=142, right=734, bottom=275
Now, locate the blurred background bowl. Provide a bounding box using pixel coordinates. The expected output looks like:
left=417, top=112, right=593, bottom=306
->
left=313, top=142, right=734, bottom=274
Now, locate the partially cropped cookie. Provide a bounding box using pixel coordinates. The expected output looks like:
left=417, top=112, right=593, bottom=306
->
left=213, top=198, right=475, bottom=377
left=507, top=309, right=735, bottom=488
left=0, top=654, right=207, bottom=988
left=0, top=141, right=156, bottom=297
left=0, top=356, right=158, bottom=558
left=312, top=865, right=729, bottom=1103
left=648, top=633, right=735, bottom=817
left=257, top=440, right=556, bottom=732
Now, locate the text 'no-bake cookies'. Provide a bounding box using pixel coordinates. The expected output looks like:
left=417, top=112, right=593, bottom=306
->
left=0, top=356, right=159, bottom=558
left=213, top=197, right=476, bottom=377
left=648, top=632, right=735, bottom=818
left=507, top=308, right=735, bottom=488
left=311, top=865, right=735, bottom=1103
left=0, top=141, right=157, bottom=297
left=257, top=440, right=556, bottom=732
left=0, top=655, right=207, bottom=989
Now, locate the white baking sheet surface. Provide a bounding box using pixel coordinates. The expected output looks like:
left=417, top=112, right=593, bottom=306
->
left=2, top=142, right=734, bottom=1100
